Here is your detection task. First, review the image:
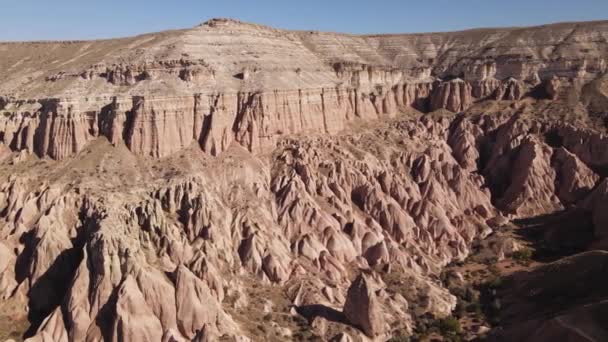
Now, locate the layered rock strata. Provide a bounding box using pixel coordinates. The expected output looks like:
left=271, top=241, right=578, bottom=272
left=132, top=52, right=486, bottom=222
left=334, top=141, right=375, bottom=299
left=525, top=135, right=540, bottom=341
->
left=0, top=18, right=607, bottom=342
left=0, top=19, right=606, bottom=159
left=0, top=105, right=604, bottom=340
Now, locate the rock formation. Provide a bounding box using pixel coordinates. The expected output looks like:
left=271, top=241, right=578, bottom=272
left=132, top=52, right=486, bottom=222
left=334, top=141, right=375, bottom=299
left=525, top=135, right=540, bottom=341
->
left=430, top=79, right=473, bottom=112
left=0, top=19, right=606, bottom=160
left=343, top=274, right=386, bottom=337
left=0, top=18, right=606, bottom=342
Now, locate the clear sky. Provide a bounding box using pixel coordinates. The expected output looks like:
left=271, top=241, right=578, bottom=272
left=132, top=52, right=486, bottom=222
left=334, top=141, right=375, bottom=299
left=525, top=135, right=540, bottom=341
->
left=2, top=0, right=607, bottom=41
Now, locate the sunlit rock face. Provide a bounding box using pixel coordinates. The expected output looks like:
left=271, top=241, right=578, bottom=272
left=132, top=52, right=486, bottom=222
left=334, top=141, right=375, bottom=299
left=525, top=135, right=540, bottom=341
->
left=0, top=18, right=607, bottom=341
left=1, top=19, right=606, bottom=160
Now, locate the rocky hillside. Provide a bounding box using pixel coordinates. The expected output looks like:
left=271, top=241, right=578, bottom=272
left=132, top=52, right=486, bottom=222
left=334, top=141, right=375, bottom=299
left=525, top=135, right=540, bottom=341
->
left=0, top=18, right=607, bottom=342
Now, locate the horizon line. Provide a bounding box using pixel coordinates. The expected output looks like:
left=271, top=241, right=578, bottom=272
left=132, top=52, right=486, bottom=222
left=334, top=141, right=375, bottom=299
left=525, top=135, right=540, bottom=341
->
left=1, top=17, right=607, bottom=44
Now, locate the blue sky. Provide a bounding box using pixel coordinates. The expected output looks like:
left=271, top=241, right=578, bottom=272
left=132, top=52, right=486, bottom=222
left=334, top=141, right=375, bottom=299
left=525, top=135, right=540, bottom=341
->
left=2, top=0, right=607, bottom=41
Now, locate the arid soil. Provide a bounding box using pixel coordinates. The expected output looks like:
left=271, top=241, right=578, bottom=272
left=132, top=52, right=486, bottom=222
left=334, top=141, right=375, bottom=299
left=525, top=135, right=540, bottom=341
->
left=0, top=18, right=607, bottom=342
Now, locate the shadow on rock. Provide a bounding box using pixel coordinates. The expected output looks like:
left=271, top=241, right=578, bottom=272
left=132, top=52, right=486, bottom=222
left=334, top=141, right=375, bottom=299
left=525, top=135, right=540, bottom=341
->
left=294, top=304, right=348, bottom=325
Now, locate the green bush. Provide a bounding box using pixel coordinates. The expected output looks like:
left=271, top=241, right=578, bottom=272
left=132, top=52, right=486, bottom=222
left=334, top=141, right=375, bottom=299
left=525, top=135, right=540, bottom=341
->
left=486, top=277, right=503, bottom=289
left=512, top=249, right=533, bottom=264
left=438, top=316, right=462, bottom=336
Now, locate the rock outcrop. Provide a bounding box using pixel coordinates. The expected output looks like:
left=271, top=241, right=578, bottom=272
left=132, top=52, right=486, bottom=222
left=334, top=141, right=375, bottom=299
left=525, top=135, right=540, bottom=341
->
left=0, top=18, right=607, bottom=342
left=552, top=147, right=599, bottom=205
left=343, top=274, right=386, bottom=337
left=0, top=20, right=606, bottom=159
left=487, top=251, right=608, bottom=342
left=583, top=179, right=608, bottom=246
left=430, top=79, right=473, bottom=112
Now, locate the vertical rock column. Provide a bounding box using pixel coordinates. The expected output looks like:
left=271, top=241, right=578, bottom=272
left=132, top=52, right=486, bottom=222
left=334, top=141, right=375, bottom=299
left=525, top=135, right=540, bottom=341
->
left=430, top=79, right=473, bottom=112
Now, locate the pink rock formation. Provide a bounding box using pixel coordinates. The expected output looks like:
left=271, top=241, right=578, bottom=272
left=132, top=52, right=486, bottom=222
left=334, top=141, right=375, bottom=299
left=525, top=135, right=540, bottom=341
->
left=495, top=137, right=562, bottom=216
left=546, top=76, right=562, bottom=100
left=0, top=18, right=606, bottom=342
left=583, top=180, right=608, bottom=244
left=552, top=147, right=599, bottom=205
left=112, top=276, right=164, bottom=342
left=495, top=78, right=527, bottom=101
left=343, top=274, right=386, bottom=337
left=0, top=20, right=605, bottom=159
left=430, top=79, right=473, bottom=112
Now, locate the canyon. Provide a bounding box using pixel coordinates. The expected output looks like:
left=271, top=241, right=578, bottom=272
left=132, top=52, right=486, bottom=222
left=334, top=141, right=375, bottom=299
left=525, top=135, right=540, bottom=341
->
left=0, top=18, right=607, bottom=341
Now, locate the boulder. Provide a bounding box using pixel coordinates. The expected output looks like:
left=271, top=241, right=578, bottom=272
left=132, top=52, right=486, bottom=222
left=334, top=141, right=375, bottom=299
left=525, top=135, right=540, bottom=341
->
left=343, top=274, right=386, bottom=337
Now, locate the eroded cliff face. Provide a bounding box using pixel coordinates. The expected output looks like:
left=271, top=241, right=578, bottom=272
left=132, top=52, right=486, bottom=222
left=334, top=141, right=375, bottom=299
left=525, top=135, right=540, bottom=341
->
left=0, top=104, right=606, bottom=341
left=0, top=84, right=427, bottom=159
left=1, top=19, right=606, bottom=160
left=0, top=18, right=608, bottom=342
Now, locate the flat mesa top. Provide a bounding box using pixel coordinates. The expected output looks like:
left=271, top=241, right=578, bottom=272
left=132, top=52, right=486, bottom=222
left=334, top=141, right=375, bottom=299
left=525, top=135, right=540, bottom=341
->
left=0, top=18, right=606, bottom=98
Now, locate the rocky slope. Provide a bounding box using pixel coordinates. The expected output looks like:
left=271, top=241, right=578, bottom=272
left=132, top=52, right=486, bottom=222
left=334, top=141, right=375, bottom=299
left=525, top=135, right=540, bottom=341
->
left=0, top=18, right=607, bottom=342
left=1, top=19, right=607, bottom=159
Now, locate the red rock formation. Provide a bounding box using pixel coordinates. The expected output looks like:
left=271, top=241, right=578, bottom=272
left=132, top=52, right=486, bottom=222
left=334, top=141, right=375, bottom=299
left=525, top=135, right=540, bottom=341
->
left=472, top=78, right=501, bottom=99
left=0, top=20, right=605, bottom=160
left=583, top=179, right=608, bottom=244
left=0, top=98, right=95, bottom=159
left=343, top=274, right=386, bottom=337
left=0, top=18, right=606, bottom=342
left=495, top=137, right=562, bottom=216
left=552, top=147, right=599, bottom=205
left=546, top=76, right=562, bottom=100
left=495, top=78, right=527, bottom=101
left=112, top=276, right=164, bottom=342
left=430, top=79, right=473, bottom=112
left=555, top=124, right=608, bottom=170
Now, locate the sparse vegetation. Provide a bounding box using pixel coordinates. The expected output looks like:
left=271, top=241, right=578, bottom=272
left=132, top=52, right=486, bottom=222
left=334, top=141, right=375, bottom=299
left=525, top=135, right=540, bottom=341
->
left=488, top=263, right=500, bottom=276
left=454, top=300, right=467, bottom=318
left=486, top=276, right=503, bottom=289
left=479, top=278, right=503, bottom=326
left=512, top=248, right=533, bottom=265
left=439, top=316, right=462, bottom=336
left=412, top=315, right=464, bottom=341
left=388, top=332, right=411, bottom=342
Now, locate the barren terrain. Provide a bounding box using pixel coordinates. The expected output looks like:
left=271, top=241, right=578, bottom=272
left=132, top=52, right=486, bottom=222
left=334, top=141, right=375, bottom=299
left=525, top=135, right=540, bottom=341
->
left=0, top=18, right=608, bottom=341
